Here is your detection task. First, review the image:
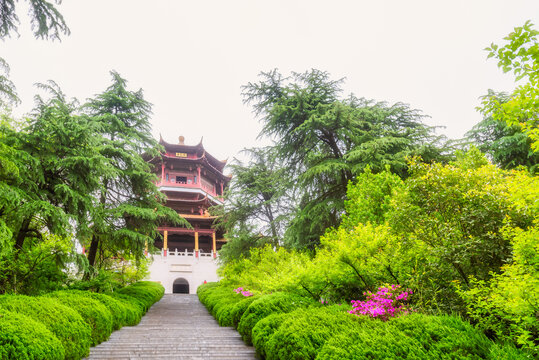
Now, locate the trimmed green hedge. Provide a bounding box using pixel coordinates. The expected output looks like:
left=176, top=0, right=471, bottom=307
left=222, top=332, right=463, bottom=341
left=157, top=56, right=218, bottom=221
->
left=264, top=307, right=361, bottom=360
left=252, top=313, right=287, bottom=359
left=0, top=281, right=164, bottom=359
left=66, top=290, right=135, bottom=330
left=0, top=309, right=65, bottom=360
left=115, top=281, right=164, bottom=313
left=315, top=313, right=529, bottom=360
left=107, top=293, right=143, bottom=326
left=46, top=290, right=114, bottom=346
left=237, top=292, right=315, bottom=345
left=199, top=284, right=531, bottom=360
left=0, top=295, right=91, bottom=359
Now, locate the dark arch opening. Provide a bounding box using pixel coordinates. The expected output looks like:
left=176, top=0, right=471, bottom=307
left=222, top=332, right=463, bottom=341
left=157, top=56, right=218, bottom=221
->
left=173, top=278, right=189, bottom=294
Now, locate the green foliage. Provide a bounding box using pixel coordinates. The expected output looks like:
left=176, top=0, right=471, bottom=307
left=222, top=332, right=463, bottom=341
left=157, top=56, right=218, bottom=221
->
left=0, top=58, right=19, bottom=106
left=215, top=147, right=292, bottom=256
left=468, top=91, right=539, bottom=174
left=251, top=313, right=287, bottom=359
left=84, top=71, right=188, bottom=271
left=219, top=245, right=322, bottom=299
left=341, top=167, right=404, bottom=228
left=387, top=149, right=534, bottom=311
left=115, top=281, right=164, bottom=313
left=0, top=0, right=69, bottom=40
left=66, top=290, right=130, bottom=331
left=46, top=290, right=113, bottom=346
left=229, top=295, right=260, bottom=328
left=481, top=21, right=539, bottom=152
left=237, top=292, right=315, bottom=345
left=106, top=293, right=143, bottom=326
left=0, top=309, right=65, bottom=360
left=456, top=172, right=539, bottom=355
left=315, top=313, right=500, bottom=360
left=243, top=69, right=448, bottom=249
left=320, top=223, right=408, bottom=299
left=0, top=295, right=91, bottom=359
left=264, top=307, right=359, bottom=360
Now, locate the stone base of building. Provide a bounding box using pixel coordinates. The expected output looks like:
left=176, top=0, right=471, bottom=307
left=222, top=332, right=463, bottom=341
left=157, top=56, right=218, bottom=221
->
left=146, top=250, right=219, bottom=294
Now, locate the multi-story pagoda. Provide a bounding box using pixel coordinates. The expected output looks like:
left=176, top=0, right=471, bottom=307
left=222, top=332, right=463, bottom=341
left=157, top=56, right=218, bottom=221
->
left=146, top=135, right=230, bottom=294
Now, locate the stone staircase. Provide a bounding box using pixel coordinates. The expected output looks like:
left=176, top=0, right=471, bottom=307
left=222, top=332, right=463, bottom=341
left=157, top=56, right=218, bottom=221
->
left=87, top=294, right=256, bottom=359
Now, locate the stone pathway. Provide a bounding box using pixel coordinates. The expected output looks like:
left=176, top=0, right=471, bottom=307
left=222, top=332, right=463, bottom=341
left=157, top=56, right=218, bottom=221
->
left=87, top=294, right=257, bottom=359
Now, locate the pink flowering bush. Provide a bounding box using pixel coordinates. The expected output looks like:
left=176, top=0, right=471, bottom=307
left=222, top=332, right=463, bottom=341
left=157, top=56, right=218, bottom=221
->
left=234, top=287, right=253, bottom=297
left=349, top=284, right=411, bottom=321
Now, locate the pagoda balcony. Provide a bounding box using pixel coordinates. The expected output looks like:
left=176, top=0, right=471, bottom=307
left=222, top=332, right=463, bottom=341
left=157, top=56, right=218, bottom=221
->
left=155, top=180, right=224, bottom=204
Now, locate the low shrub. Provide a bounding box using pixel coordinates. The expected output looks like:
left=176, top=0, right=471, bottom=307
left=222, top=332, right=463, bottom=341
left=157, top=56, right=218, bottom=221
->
left=0, top=309, right=65, bottom=360
left=196, top=282, right=220, bottom=304
left=264, top=307, right=361, bottom=360
left=67, top=290, right=131, bottom=330
left=487, top=343, right=530, bottom=360
left=316, top=313, right=500, bottom=360
left=389, top=313, right=492, bottom=358
left=0, top=295, right=91, bottom=359
left=252, top=313, right=287, bottom=359
left=315, top=321, right=424, bottom=360
left=46, top=290, right=113, bottom=346
left=230, top=295, right=260, bottom=328
left=107, top=293, right=143, bottom=326
left=199, top=285, right=239, bottom=316
left=115, top=281, right=164, bottom=313
left=237, top=292, right=315, bottom=345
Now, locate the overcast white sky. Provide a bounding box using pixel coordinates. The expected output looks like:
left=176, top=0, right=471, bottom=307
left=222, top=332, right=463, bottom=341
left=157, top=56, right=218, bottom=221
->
left=3, top=1, right=539, bottom=162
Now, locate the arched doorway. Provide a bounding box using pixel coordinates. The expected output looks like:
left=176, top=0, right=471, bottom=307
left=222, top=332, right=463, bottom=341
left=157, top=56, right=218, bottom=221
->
left=173, top=278, right=189, bottom=294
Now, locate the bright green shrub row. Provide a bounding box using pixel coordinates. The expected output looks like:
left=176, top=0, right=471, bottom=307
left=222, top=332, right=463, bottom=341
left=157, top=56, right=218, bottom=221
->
left=200, top=283, right=530, bottom=360
left=0, top=295, right=91, bottom=359
left=47, top=290, right=113, bottom=346
left=237, top=292, right=315, bottom=345
left=0, top=309, right=65, bottom=360
left=0, top=281, right=164, bottom=359
left=115, top=281, right=164, bottom=313
left=315, top=313, right=529, bottom=360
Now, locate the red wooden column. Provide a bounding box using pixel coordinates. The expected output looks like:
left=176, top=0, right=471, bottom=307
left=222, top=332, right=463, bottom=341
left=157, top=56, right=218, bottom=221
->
left=212, top=231, right=217, bottom=258
left=163, top=230, right=168, bottom=256
left=195, top=231, right=199, bottom=258
left=161, top=163, right=165, bottom=183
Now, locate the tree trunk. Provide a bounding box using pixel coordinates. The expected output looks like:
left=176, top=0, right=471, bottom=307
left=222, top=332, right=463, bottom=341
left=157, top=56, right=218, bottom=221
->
left=87, top=234, right=99, bottom=267
left=13, top=217, right=31, bottom=259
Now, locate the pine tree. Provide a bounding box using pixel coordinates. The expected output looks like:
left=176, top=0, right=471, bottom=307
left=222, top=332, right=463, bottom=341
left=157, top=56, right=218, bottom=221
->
left=84, top=71, right=187, bottom=269
left=243, top=69, right=448, bottom=249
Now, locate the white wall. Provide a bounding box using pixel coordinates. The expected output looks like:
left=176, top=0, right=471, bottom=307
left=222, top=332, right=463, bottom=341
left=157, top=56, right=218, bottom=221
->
left=146, top=251, right=219, bottom=294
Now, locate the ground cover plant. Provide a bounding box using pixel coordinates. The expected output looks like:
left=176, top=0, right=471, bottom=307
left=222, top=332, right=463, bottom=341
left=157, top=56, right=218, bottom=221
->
left=0, top=281, right=164, bottom=359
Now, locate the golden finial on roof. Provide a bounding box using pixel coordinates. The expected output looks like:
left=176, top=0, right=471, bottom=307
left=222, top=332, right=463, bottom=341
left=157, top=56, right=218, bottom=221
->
left=179, top=136, right=185, bottom=145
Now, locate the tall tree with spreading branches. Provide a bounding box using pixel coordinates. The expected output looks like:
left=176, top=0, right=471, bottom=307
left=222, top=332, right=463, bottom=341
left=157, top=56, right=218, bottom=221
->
left=84, top=71, right=187, bottom=270
left=243, top=69, right=449, bottom=249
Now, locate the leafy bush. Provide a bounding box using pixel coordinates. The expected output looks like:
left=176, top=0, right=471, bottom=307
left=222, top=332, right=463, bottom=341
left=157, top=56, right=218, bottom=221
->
left=115, top=281, right=164, bottom=313
left=388, top=313, right=492, bottom=358
left=106, top=292, right=143, bottom=326
left=46, top=290, right=113, bottom=346
left=0, top=309, right=65, bottom=360
left=316, top=313, right=516, bottom=360
left=237, top=292, right=315, bottom=344
left=0, top=294, right=91, bottom=359
left=229, top=295, right=260, bottom=328
left=252, top=313, right=287, bottom=359
left=67, top=290, right=131, bottom=330
left=264, top=307, right=360, bottom=360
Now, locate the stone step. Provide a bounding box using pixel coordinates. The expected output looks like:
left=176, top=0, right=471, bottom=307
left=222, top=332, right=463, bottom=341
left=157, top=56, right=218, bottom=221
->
left=86, top=294, right=255, bottom=359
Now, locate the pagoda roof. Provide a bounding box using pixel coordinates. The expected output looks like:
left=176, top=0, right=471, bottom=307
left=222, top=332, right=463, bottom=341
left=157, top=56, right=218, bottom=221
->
left=159, top=135, right=228, bottom=173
